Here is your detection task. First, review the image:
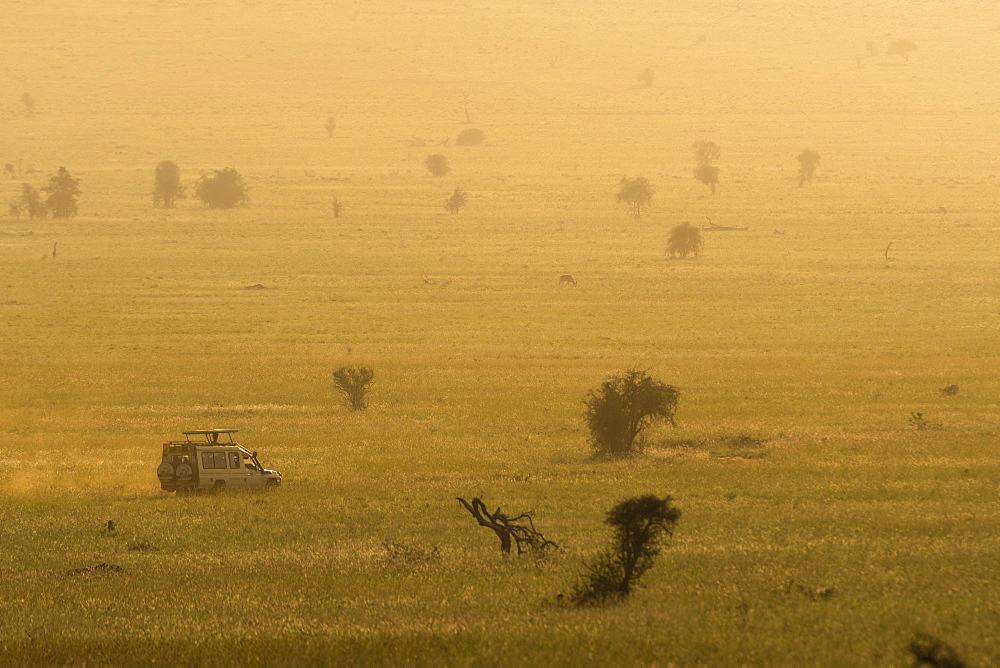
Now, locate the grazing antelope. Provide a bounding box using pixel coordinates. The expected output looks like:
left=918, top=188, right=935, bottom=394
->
left=558, top=274, right=576, bottom=286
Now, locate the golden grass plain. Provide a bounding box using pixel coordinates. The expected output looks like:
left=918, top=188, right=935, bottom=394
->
left=1, top=0, right=998, bottom=664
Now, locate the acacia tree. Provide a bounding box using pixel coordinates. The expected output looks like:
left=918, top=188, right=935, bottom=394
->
left=797, top=149, right=820, bottom=186
left=20, top=184, right=46, bottom=220
left=616, top=176, right=653, bottom=218
left=692, top=141, right=721, bottom=193
left=666, top=222, right=703, bottom=258
left=568, top=495, right=681, bottom=604
left=445, top=186, right=467, bottom=214
left=43, top=167, right=80, bottom=218
left=425, top=154, right=450, bottom=177
left=194, top=168, right=249, bottom=208
left=584, top=369, right=679, bottom=457
left=153, top=161, right=185, bottom=208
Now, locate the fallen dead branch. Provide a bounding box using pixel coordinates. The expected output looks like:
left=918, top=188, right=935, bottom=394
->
left=457, top=497, right=557, bottom=555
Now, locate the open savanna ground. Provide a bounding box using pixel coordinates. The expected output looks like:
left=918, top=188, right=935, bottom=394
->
left=1, top=0, right=998, bottom=664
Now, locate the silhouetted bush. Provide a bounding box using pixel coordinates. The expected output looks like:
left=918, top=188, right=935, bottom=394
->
left=693, top=165, right=719, bottom=193
left=425, top=154, right=450, bottom=177
left=797, top=149, right=820, bottom=186
left=445, top=186, right=467, bottom=214
left=153, top=161, right=185, bottom=208
left=568, top=495, right=681, bottom=605
left=667, top=222, right=703, bottom=258
left=637, top=67, right=654, bottom=88
left=907, top=632, right=965, bottom=668
left=333, top=365, right=375, bottom=411
left=194, top=168, right=249, bottom=209
left=887, top=39, right=918, bottom=59
left=584, top=369, right=679, bottom=457
left=20, top=183, right=45, bottom=220
left=616, top=176, right=653, bottom=218
left=43, top=167, right=79, bottom=218
left=455, top=128, right=484, bottom=146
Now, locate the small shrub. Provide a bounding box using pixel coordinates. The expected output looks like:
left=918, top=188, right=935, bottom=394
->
left=567, top=495, right=681, bottom=605
left=127, top=540, right=159, bottom=552
left=584, top=369, right=679, bottom=458
left=666, top=222, right=703, bottom=258
left=637, top=67, right=654, bottom=87
left=887, top=39, right=919, bottom=59
left=797, top=149, right=820, bottom=186
left=693, top=165, right=719, bottom=193
left=381, top=540, right=440, bottom=567
left=455, top=128, right=484, bottom=146
left=333, top=365, right=375, bottom=410
left=907, top=632, right=965, bottom=668
left=194, top=168, right=249, bottom=209
left=425, top=154, right=450, bottom=177
left=445, top=186, right=467, bottom=214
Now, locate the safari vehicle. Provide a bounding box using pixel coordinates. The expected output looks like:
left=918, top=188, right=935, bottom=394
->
left=156, top=429, right=281, bottom=494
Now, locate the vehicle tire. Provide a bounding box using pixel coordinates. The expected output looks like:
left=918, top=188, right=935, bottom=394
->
left=210, top=480, right=225, bottom=495
left=174, top=462, right=194, bottom=483
left=156, top=462, right=175, bottom=482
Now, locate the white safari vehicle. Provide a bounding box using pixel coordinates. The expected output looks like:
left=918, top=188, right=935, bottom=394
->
left=156, top=429, right=281, bottom=494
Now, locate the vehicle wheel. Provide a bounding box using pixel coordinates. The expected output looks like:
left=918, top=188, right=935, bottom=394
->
left=210, top=480, right=225, bottom=495
left=156, top=462, right=175, bottom=482
left=174, top=462, right=194, bottom=483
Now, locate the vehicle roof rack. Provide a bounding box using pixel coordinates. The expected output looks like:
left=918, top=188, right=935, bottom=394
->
left=183, top=429, right=239, bottom=435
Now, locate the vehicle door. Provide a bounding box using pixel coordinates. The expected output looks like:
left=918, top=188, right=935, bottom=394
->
left=226, top=451, right=244, bottom=487
left=243, top=453, right=261, bottom=488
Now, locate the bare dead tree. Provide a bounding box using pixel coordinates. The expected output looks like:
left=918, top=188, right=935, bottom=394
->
left=460, top=89, right=472, bottom=124
left=457, top=497, right=557, bottom=555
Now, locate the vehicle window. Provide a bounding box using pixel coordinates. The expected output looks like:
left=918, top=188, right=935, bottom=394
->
left=201, top=452, right=228, bottom=469
left=229, top=452, right=240, bottom=469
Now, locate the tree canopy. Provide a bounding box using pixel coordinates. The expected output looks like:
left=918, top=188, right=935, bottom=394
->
left=616, top=176, right=653, bottom=218
left=194, top=168, right=249, bottom=209
left=43, top=167, right=80, bottom=218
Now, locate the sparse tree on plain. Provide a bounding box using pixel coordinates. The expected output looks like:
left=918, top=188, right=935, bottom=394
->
left=445, top=186, right=467, bottom=214
left=567, top=495, right=681, bottom=605
left=194, top=168, right=249, bottom=209
left=796, top=149, right=820, bottom=186
left=887, top=39, right=918, bottom=59
left=332, top=197, right=341, bottom=217
left=21, top=93, right=36, bottom=116
left=333, top=365, right=375, bottom=411
left=692, top=141, right=721, bottom=193
left=456, top=128, right=484, bottom=146
left=584, top=369, right=679, bottom=458
left=20, top=184, right=46, bottom=220
left=425, top=154, right=450, bottom=177
left=637, top=68, right=654, bottom=88
left=666, top=222, right=703, bottom=258
left=616, top=176, right=653, bottom=218
left=43, top=167, right=80, bottom=218
left=153, top=161, right=185, bottom=208
left=325, top=116, right=336, bottom=138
